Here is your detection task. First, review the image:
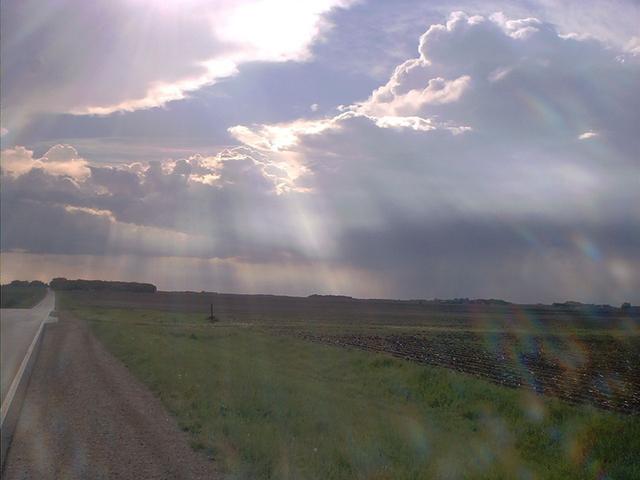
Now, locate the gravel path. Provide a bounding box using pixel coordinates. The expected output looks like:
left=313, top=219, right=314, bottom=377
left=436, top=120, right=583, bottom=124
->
left=2, top=313, right=219, bottom=479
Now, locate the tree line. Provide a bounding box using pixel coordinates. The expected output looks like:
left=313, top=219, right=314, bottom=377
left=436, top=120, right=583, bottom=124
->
left=49, top=278, right=157, bottom=293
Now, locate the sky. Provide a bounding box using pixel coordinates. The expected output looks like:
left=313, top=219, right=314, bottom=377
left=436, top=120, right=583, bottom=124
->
left=1, top=0, right=639, bottom=304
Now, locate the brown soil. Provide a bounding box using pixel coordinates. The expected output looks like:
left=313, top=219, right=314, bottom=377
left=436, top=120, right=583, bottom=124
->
left=289, top=330, right=640, bottom=414
left=2, top=312, right=219, bottom=479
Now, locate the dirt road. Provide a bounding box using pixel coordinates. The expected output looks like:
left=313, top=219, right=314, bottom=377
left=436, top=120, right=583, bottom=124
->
left=2, top=313, right=218, bottom=479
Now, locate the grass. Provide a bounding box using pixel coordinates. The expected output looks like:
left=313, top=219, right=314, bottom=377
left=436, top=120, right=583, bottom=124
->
left=0, top=284, right=47, bottom=308
left=70, top=305, right=639, bottom=479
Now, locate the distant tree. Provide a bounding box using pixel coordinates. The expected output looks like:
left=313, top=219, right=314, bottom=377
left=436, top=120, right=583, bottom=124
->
left=50, top=278, right=70, bottom=290
left=4, top=280, right=47, bottom=288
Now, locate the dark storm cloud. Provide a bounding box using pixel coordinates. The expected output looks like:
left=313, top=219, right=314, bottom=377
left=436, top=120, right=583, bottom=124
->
left=338, top=218, right=640, bottom=267
left=332, top=216, right=640, bottom=301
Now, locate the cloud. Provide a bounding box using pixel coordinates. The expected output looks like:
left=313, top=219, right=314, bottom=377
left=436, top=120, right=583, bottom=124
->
left=0, top=0, right=355, bottom=127
left=1, top=145, right=90, bottom=179
left=578, top=131, right=598, bottom=140
left=334, top=216, right=640, bottom=302
left=364, top=74, right=473, bottom=116
left=231, top=11, right=639, bottom=173
left=527, top=0, right=640, bottom=52
left=228, top=116, right=345, bottom=151
left=1, top=144, right=320, bottom=264
left=628, top=36, right=640, bottom=54
left=350, top=10, right=640, bottom=150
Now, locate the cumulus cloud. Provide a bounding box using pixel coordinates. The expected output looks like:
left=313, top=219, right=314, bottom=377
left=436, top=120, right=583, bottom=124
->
left=1, top=145, right=90, bottom=179
left=348, top=10, right=640, bottom=149
left=230, top=12, right=639, bottom=193
left=1, top=144, right=320, bottom=264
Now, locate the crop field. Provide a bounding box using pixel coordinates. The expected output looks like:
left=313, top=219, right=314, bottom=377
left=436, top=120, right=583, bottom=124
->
left=286, top=329, right=640, bottom=414
left=58, top=290, right=640, bottom=479
left=62, top=290, right=640, bottom=414
left=59, top=290, right=635, bottom=329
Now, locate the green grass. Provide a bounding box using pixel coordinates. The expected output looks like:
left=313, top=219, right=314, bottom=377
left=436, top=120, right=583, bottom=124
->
left=1, top=284, right=47, bottom=308
left=73, top=306, right=639, bottom=479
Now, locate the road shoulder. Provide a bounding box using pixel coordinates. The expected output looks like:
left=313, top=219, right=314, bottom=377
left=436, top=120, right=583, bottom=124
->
left=2, top=312, right=219, bottom=479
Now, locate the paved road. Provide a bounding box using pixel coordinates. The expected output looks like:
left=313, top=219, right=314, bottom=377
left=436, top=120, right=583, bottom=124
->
left=1, top=290, right=55, bottom=404
left=3, top=312, right=218, bottom=479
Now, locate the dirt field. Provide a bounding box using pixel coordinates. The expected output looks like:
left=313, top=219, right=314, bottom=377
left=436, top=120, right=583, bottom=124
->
left=286, top=330, right=640, bottom=414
